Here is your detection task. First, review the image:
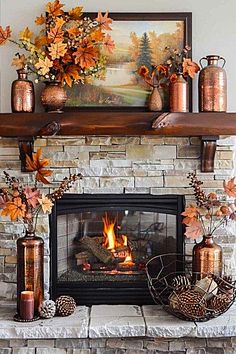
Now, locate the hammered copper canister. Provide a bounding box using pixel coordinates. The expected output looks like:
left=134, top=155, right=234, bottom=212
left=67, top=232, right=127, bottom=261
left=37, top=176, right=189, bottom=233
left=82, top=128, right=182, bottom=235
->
left=169, top=74, right=189, bottom=112
left=198, top=55, right=227, bottom=112
left=17, top=231, right=44, bottom=315
left=192, top=234, right=222, bottom=282
left=41, top=81, right=67, bottom=112
left=11, top=69, right=35, bottom=113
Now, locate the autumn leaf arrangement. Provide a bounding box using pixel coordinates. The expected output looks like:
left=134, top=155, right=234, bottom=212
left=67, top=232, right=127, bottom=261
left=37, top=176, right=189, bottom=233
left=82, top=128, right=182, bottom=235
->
left=0, top=148, right=82, bottom=233
left=138, top=64, right=169, bottom=89
left=182, top=173, right=236, bottom=240
left=165, top=46, right=200, bottom=82
left=0, top=0, right=115, bottom=87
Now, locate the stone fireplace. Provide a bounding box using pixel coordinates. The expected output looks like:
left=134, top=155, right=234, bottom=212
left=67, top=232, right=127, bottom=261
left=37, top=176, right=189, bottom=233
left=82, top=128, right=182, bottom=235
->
left=50, top=193, right=184, bottom=304
left=0, top=134, right=235, bottom=302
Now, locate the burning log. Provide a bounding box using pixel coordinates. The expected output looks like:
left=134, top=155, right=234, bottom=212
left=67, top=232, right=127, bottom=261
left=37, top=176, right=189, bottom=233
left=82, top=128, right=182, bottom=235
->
left=80, top=236, right=113, bottom=264
left=75, top=251, right=95, bottom=265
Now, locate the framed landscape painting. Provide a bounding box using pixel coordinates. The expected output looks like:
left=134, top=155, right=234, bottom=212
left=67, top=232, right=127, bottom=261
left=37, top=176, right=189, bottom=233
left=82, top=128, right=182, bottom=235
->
left=65, top=12, right=192, bottom=111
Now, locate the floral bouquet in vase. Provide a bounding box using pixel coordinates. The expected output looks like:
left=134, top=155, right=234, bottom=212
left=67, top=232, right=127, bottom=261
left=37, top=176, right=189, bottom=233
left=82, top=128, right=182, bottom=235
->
left=0, top=148, right=82, bottom=315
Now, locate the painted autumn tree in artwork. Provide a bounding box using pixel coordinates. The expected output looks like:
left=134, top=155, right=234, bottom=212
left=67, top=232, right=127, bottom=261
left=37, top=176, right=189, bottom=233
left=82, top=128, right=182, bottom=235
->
left=66, top=20, right=185, bottom=108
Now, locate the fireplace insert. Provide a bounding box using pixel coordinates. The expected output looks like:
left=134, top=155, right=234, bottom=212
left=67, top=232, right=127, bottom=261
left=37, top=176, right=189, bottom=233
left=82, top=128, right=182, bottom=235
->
left=50, top=194, right=185, bottom=305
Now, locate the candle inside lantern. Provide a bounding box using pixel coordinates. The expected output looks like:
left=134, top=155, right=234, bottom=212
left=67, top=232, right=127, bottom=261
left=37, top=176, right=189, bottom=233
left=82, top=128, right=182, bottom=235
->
left=20, top=291, right=34, bottom=320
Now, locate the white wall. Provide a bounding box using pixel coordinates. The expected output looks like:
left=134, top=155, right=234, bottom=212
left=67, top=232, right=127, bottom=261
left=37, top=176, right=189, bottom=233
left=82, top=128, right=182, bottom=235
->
left=1, top=0, right=236, bottom=112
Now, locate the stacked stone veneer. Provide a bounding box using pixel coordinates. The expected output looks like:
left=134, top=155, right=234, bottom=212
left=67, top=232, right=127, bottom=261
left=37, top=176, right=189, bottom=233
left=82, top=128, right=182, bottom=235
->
left=0, top=135, right=235, bottom=300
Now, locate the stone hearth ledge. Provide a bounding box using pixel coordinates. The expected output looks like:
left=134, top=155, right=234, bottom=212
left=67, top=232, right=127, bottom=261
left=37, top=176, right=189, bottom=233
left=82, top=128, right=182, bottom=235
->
left=0, top=303, right=235, bottom=339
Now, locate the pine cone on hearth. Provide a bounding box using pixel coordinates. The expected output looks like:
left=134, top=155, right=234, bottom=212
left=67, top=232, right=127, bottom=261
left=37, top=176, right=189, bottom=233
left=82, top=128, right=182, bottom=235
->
left=38, top=300, right=56, bottom=319
left=55, top=295, right=76, bottom=317
left=213, top=275, right=235, bottom=294
left=171, top=275, right=191, bottom=293
left=208, top=293, right=233, bottom=315
left=177, top=290, right=207, bottom=320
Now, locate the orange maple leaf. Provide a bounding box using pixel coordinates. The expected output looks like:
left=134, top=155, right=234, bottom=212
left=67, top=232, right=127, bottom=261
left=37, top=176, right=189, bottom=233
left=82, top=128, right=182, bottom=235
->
left=96, top=11, right=112, bottom=31
left=49, top=41, right=67, bottom=60
left=90, top=29, right=104, bottom=42
left=183, top=58, right=200, bottom=79
left=0, top=25, right=12, bottom=45
left=47, top=22, right=64, bottom=43
left=66, top=27, right=80, bottom=39
left=224, top=177, right=236, bottom=197
left=57, top=65, right=81, bottom=87
left=184, top=220, right=203, bottom=240
left=46, top=0, right=64, bottom=17
left=35, top=15, right=46, bottom=26
left=68, top=6, right=83, bottom=20
left=19, top=27, right=33, bottom=41
left=103, top=34, right=115, bottom=54
left=34, top=35, right=48, bottom=49
left=73, top=42, right=98, bottom=69
left=181, top=206, right=198, bottom=218
left=11, top=54, right=27, bottom=69
left=1, top=197, right=26, bottom=221
left=26, top=148, right=53, bottom=184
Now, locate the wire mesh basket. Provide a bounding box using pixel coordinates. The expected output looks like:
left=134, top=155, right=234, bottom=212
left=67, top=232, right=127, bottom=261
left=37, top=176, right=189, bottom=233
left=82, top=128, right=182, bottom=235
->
left=146, top=253, right=236, bottom=322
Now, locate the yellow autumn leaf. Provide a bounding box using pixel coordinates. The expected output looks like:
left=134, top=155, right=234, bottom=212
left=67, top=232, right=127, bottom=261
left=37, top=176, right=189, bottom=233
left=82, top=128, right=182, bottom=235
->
left=35, top=57, right=53, bottom=76
left=19, top=27, right=33, bottom=41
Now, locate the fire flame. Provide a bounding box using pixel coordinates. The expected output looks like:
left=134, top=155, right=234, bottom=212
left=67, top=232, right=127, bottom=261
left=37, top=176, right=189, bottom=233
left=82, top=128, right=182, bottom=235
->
left=102, top=214, right=134, bottom=265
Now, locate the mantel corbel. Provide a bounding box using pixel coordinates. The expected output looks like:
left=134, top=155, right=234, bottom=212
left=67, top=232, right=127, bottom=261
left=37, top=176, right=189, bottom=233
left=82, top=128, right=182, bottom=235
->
left=18, top=121, right=61, bottom=172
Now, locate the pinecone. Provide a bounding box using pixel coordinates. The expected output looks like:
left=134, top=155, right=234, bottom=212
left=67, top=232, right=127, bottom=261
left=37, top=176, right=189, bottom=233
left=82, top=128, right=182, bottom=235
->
left=178, top=290, right=207, bottom=320
left=213, top=275, right=235, bottom=294
left=38, top=300, right=56, bottom=319
left=171, top=275, right=191, bottom=293
left=208, top=293, right=233, bottom=314
left=55, top=295, right=76, bottom=317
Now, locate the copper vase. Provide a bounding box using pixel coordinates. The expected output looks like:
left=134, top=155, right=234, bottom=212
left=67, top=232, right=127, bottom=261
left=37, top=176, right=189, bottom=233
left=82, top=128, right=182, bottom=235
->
left=41, top=81, right=67, bottom=113
left=192, top=234, right=222, bottom=281
left=17, top=231, right=44, bottom=315
left=199, top=55, right=227, bottom=112
left=148, top=86, right=163, bottom=111
left=169, top=74, right=189, bottom=112
left=11, top=69, right=35, bottom=113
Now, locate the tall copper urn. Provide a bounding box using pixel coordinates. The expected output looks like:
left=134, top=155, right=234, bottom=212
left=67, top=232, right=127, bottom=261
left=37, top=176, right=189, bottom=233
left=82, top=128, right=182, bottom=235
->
left=169, top=74, right=189, bottom=112
left=199, top=55, right=227, bottom=112
left=11, top=69, right=35, bottom=113
left=17, top=231, right=44, bottom=315
left=192, top=234, right=222, bottom=281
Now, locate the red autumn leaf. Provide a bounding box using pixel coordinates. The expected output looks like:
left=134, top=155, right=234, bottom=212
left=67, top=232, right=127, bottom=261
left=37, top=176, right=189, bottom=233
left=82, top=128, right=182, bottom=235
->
left=24, top=186, right=40, bottom=208
left=184, top=220, right=203, bottom=240
left=0, top=25, right=11, bottom=45
left=223, top=177, right=236, bottom=197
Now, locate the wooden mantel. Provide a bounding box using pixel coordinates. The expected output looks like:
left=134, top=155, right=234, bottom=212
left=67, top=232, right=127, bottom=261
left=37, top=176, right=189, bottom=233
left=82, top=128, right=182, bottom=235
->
left=0, top=110, right=235, bottom=173
left=0, top=111, right=235, bottom=137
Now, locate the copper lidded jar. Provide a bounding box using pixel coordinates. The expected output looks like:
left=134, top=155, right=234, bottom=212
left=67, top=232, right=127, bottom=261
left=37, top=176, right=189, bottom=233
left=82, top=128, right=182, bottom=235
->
left=198, top=55, right=227, bottom=112
left=169, top=73, right=189, bottom=112
left=17, top=230, right=44, bottom=315
left=192, top=234, right=222, bottom=281
left=11, top=69, right=35, bottom=113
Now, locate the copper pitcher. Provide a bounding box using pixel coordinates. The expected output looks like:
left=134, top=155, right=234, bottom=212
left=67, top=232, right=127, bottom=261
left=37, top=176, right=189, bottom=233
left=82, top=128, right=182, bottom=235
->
left=11, top=69, right=35, bottom=113
left=198, top=55, right=227, bottom=112
left=169, top=74, right=189, bottom=112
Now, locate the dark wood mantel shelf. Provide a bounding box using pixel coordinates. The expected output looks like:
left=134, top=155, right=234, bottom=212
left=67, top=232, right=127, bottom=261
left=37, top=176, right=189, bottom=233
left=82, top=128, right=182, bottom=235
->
left=0, top=111, right=236, bottom=173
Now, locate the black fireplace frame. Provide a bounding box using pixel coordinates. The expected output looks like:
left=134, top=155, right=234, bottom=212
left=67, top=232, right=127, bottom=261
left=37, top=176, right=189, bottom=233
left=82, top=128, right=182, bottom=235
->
left=50, top=194, right=185, bottom=305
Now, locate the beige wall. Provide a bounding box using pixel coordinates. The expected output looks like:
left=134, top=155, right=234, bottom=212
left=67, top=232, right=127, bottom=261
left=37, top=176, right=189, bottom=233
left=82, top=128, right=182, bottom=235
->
left=1, top=0, right=236, bottom=112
